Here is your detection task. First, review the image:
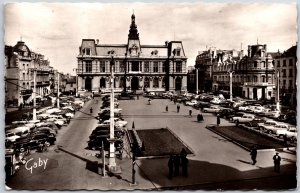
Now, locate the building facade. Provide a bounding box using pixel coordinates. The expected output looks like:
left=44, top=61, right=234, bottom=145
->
left=211, top=44, right=275, bottom=100
left=274, top=45, right=297, bottom=107
left=5, top=41, right=53, bottom=106
left=77, top=14, right=188, bottom=94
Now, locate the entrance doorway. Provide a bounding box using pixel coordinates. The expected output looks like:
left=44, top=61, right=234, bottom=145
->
left=85, top=77, right=92, bottom=91
left=175, top=77, right=182, bottom=91
left=131, top=76, right=139, bottom=91
left=100, top=77, right=106, bottom=88
left=253, top=88, right=257, bottom=100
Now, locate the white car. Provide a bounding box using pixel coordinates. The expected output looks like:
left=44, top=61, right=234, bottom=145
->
left=73, top=100, right=84, bottom=107
left=65, top=112, right=74, bottom=118
left=62, top=106, right=75, bottom=112
left=46, top=108, right=61, bottom=114
left=253, top=106, right=265, bottom=114
left=265, top=110, right=280, bottom=118
left=232, top=114, right=255, bottom=123
left=185, top=100, right=198, bottom=106
left=276, top=127, right=297, bottom=141
left=99, top=108, right=122, bottom=114
left=37, top=113, right=51, bottom=120
left=6, top=132, right=20, bottom=142
left=261, top=120, right=279, bottom=133
left=210, top=98, right=222, bottom=104
left=203, top=106, right=221, bottom=113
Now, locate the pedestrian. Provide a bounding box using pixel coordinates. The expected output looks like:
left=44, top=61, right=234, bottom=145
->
left=137, top=95, right=139, bottom=100
left=180, top=148, right=187, bottom=160
left=177, top=103, right=180, bottom=113
left=197, top=113, right=204, bottom=122
left=166, top=105, right=168, bottom=112
left=250, top=146, right=257, bottom=165
left=168, top=155, right=174, bottom=179
left=182, top=156, right=189, bottom=177
left=217, top=114, right=221, bottom=126
left=189, top=108, right=192, bottom=117
left=148, top=98, right=151, bottom=105
left=90, top=107, right=93, bottom=114
left=173, top=155, right=180, bottom=176
left=92, top=92, right=94, bottom=99
left=273, top=152, right=281, bottom=173
left=283, top=134, right=289, bottom=150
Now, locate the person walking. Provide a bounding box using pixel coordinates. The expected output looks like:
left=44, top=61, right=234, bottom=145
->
left=283, top=134, right=289, bottom=150
left=250, top=146, right=257, bottom=165
left=177, top=103, right=180, bottom=113
left=173, top=155, right=180, bottom=176
left=273, top=152, right=281, bottom=173
left=168, top=155, right=174, bottom=179
left=217, top=114, right=221, bottom=126
left=166, top=105, right=168, bottom=112
left=189, top=108, right=192, bottom=117
left=182, top=156, right=189, bottom=177
left=90, top=107, right=93, bottom=114
left=180, top=148, right=187, bottom=160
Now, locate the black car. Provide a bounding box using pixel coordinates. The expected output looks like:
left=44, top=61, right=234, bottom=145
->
left=194, top=101, right=210, bottom=110
left=88, top=135, right=123, bottom=151
left=218, top=108, right=236, bottom=119
left=227, top=112, right=244, bottom=121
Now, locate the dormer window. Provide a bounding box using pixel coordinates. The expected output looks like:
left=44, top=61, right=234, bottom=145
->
left=173, top=47, right=181, bottom=56
left=86, top=48, right=91, bottom=55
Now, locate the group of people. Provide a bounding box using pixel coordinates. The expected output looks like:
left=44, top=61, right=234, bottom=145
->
left=250, top=146, right=282, bottom=173
left=168, top=148, right=189, bottom=179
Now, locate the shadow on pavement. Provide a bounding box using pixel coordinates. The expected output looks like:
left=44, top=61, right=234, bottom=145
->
left=137, top=158, right=297, bottom=190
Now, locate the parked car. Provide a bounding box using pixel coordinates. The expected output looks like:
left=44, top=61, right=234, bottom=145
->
left=227, top=112, right=244, bottom=121
left=240, top=121, right=260, bottom=130
left=88, top=135, right=123, bottom=151
left=232, top=114, right=255, bottom=124
left=194, top=101, right=210, bottom=109
left=5, top=132, right=20, bottom=142
left=203, top=106, right=221, bottom=113
left=218, top=108, right=236, bottom=119
left=276, top=127, right=297, bottom=142
left=260, top=120, right=279, bottom=134
left=210, top=97, right=222, bottom=104
left=185, top=100, right=198, bottom=106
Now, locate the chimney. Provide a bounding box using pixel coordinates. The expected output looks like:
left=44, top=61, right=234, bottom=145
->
left=96, top=39, right=99, bottom=44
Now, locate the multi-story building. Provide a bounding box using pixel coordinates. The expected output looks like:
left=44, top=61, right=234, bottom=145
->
left=196, top=44, right=276, bottom=100
left=5, top=41, right=53, bottom=106
left=77, top=14, right=188, bottom=94
left=61, top=74, right=76, bottom=94
left=274, top=45, right=297, bottom=107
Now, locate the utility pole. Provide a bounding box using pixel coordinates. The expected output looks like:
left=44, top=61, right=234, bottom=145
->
left=229, top=71, right=234, bottom=102
left=57, top=73, right=60, bottom=108
left=196, top=68, right=198, bottom=94
left=108, top=56, right=121, bottom=174
left=276, top=70, right=280, bottom=111
left=32, top=69, right=37, bottom=121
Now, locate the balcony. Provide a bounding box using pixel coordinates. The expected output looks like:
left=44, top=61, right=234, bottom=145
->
left=244, top=82, right=275, bottom=87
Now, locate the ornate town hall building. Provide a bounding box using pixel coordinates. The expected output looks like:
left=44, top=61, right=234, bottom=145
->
left=77, top=14, right=187, bottom=94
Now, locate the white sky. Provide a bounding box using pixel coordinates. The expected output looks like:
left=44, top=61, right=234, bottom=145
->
left=4, top=2, right=297, bottom=74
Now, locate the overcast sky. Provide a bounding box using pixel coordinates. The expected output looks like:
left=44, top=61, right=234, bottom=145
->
left=4, top=2, right=297, bottom=74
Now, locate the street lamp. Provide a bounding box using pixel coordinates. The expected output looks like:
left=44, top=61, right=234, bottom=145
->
left=108, top=56, right=121, bottom=174
left=29, top=68, right=37, bottom=121
left=276, top=70, right=280, bottom=111
left=196, top=67, right=199, bottom=94
left=123, top=53, right=127, bottom=93
left=73, top=68, right=78, bottom=97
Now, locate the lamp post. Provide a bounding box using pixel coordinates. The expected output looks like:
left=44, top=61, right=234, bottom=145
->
left=32, top=68, right=37, bottom=121
left=73, top=68, right=78, bottom=97
left=123, top=53, right=127, bottom=93
left=228, top=71, right=234, bottom=102
left=196, top=67, right=199, bottom=94
left=276, top=70, right=280, bottom=111
left=108, top=56, right=121, bottom=174
left=57, top=73, right=60, bottom=108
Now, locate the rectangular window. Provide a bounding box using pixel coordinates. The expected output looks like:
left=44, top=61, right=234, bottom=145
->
left=85, top=61, right=92, bottom=72
left=283, top=80, right=286, bottom=88
left=289, top=80, right=293, bottom=88
left=115, top=61, right=119, bottom=72
left=289, top=59, right=293, bottom=66
left=144, top=61, right=149, bottom=72
left=277, top=61, right=280, bottom=67
left=176, top=49, right=180, bottom=56
left=162, top=63, right=165, bottom=72
left=153, top=62, right=158, bottom=72
left=282, top=69, right=286, bottom=77
left=283, top=60, right=286, bottom=66
left=289, top=69, right=293, bottom=77
left=86, top=48, right=91, bottom=55
left=100, top=61, right=105, bottom=72
left=176, top=62, right=182, bottom=72
left=120, top=62, right=125, bottom=72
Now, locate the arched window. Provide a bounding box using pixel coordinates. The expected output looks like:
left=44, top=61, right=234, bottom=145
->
left=144, top=77, right=150, bottom=88
left=153, top=77, right=159, bottom=88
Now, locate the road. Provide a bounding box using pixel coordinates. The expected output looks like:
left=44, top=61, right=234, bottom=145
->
left=6, top=95, right=297, bottom=190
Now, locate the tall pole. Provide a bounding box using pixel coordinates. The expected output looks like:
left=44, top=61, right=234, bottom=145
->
left=57, top=73, right=60, bottom=108
left=33, top=69, right=37, bottom=121
left=196, top=68, right=198, bottom=94
left=276, top=70, right=280, bottom=111
left=109, top=56, right=117, bottom=171
left=229, top=71, right=233, bottom=102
